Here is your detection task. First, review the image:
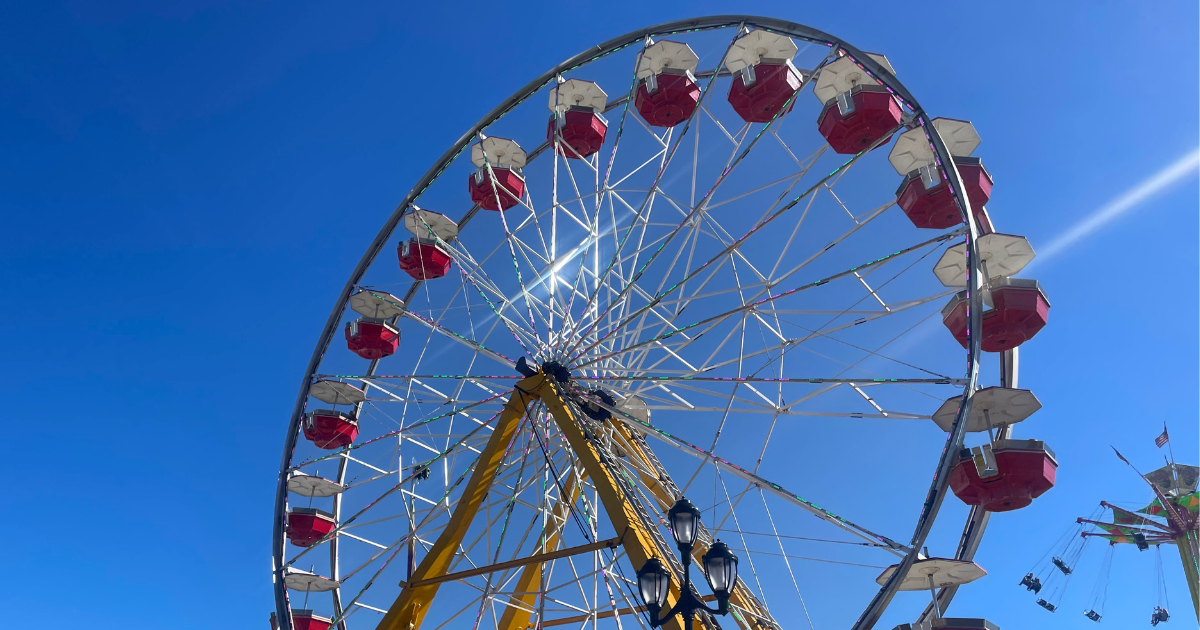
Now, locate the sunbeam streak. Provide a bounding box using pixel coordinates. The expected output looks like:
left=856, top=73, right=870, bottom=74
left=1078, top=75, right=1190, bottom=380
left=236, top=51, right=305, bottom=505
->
left=1028, top=148, right=1199, bottom=271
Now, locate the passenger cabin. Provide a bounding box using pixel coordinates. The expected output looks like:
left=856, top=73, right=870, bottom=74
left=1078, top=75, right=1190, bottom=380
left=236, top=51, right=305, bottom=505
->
left=633, top=40, right=701, bottom=128
left=547, top=79, right=608, bottom=159
left=813, top=54, right=902, bottom=154
left=724, top=30, right=803, bottom=123
left=285, top=508, right=337, bottom=547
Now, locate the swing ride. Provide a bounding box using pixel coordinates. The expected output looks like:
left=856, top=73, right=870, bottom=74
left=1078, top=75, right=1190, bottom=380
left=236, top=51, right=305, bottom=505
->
left=1021, top=433, right=1198, bottom=625
left=270, top=16, right=1056, bottom=630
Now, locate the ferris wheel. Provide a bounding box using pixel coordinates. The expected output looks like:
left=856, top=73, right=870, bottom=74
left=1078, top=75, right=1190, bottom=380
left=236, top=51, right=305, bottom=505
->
left=271, top=16, right=1056, bottom=630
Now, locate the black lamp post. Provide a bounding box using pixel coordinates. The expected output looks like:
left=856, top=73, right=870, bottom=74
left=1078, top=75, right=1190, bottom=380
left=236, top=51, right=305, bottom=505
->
left=636, top=498, right=739, bottom=630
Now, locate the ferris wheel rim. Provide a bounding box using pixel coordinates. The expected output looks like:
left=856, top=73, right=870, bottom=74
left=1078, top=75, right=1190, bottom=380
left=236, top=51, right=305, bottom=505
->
left=272, top=15, right=991, bottom=630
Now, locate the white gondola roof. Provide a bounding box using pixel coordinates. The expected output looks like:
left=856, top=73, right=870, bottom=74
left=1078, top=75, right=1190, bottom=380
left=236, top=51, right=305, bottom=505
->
left=723, top=30, right=797, bottom=72
left=350, top=289, right=405, bottom=319
left=284, top=568, right=341, bottom=592
left=471, top=137, right=527, bottom=169
left=310, top=379, right=366, bottom=406
left=888, top=118, right=981, bottom=175
left=287, top=472, right=347, bottom=498
left=404, top=208, right=459, bottom=241
left=812, top=53, right=895, bottom=104
left=931, top=386, right=1043, bottom=433
left=548, top=79, right=608, bottom=113
left=875, top=557, right=986, bottom=591
left=636, top=40, right=700, bottom=79
left=933, top=234, right=1037, bottom=287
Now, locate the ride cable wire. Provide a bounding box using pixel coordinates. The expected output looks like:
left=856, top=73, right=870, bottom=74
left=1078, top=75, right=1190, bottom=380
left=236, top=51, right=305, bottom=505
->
left=1085, top=544, right=1114, bottom=616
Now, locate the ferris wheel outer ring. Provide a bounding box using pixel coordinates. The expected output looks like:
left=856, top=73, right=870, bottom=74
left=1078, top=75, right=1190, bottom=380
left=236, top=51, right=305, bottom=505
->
left=271, top=15, right=989, bottom=630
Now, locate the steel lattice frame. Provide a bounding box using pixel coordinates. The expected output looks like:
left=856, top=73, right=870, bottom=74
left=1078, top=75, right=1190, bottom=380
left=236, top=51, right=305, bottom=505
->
left=271, top=15, right=1010, bottom=630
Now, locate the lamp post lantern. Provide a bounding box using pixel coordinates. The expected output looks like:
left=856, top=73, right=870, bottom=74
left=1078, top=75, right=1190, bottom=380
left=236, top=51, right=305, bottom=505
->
left=636, top=498, right=740, bottom=630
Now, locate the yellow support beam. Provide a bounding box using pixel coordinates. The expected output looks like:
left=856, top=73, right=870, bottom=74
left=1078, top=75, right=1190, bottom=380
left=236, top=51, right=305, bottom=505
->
left=611, top=422, right=775, bottom=630
left=496, top=468, right=586, bottom=630
left=404, top=536, right=620, bottom=589
left=377, top=374, right=718, bottom=630
left=538, top=381, right=686, bottom=630
left=376, top=374, right=543, bottom=630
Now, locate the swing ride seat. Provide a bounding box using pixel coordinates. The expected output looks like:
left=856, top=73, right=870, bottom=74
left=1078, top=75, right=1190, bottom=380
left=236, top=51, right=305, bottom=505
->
left=1036, top=598, right=1057, bottom=612
left=950, top=439, right=1057, bottom=512
left=1019, top=572, right=1042, bottom=593
left=1151, top=607, right=1169, bottom=625
left=344, top=318, right=400, bottom=360
left=302, top=410, right=359, bottom=450
left=1084, top=609, right=1101, bottom=622
left=634, top=69, right=701, bottom=128
left=816, top=84, right=903, bottom=155
left=397, top=237, right=454, bottom=281
left=285, top=508, right=337, bottom=548
left=727, top=59, right=803, bottom=123
left=467, top=166, right=525, bottom=211
left=1052, top=556, right=1072, bottom=575
left=941, top=278, right=1051, bottom=353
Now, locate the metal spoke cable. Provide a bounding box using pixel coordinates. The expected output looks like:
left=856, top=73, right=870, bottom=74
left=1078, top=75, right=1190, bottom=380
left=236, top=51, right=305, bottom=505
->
left=758, top=487, right=816, bottom=630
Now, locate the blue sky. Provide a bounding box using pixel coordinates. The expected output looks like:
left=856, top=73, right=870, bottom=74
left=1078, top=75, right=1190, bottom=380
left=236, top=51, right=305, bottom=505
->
left=1, top=2, right=1196, bottom=629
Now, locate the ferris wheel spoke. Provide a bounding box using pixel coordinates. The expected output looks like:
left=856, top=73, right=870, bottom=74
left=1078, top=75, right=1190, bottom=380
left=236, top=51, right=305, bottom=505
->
left=680, top=291, right=954, bottom=376
left=569, top=150, right=898, bottom=363
left=553, top=36, right=760, bottom=354
left=573, top=226, right=961, bottom=373
left=608, top=407, right=909, bottom=554
left=400, top=309, right=519, bottom=368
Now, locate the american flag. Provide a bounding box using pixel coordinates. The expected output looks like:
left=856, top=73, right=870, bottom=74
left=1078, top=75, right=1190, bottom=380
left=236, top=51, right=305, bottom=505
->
left=1155, top=426, right=1170, bottom=448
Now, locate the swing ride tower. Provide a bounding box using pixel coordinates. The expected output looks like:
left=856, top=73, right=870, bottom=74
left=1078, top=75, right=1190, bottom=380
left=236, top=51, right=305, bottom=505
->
left=1025, top=439, right=1198, bottom=624
left=1079, top=460, right=1200, bottom=620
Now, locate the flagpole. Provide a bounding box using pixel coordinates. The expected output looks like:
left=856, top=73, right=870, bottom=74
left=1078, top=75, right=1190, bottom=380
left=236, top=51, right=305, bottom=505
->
left=1163, top=422, right=1180, bottom=489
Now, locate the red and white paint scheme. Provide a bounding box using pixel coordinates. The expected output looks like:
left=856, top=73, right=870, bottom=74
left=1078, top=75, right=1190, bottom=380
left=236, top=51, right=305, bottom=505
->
left=344, top=289, right=404, bottom=359
left=468, top=137, right=527, bottom=211
left=302, top=410, right=359, bottom=450
left=933, top=386, right=1054, bottom=514
left=397, top=209, right=457, bottom=281
left=813, top=53, right=903, bottom=154
left=546, top=79, right=608, bottom=159
left=942, top=277, right=1050, bottom=353
left=724, top=30, right=803, bottom=123
left=286, top=508, right=338, bottom=547
left=950, top=439, right=1058, bottom=512
left=890, top=118, right=993, bottom=230
left=634, top=40, right=701, bottom=128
